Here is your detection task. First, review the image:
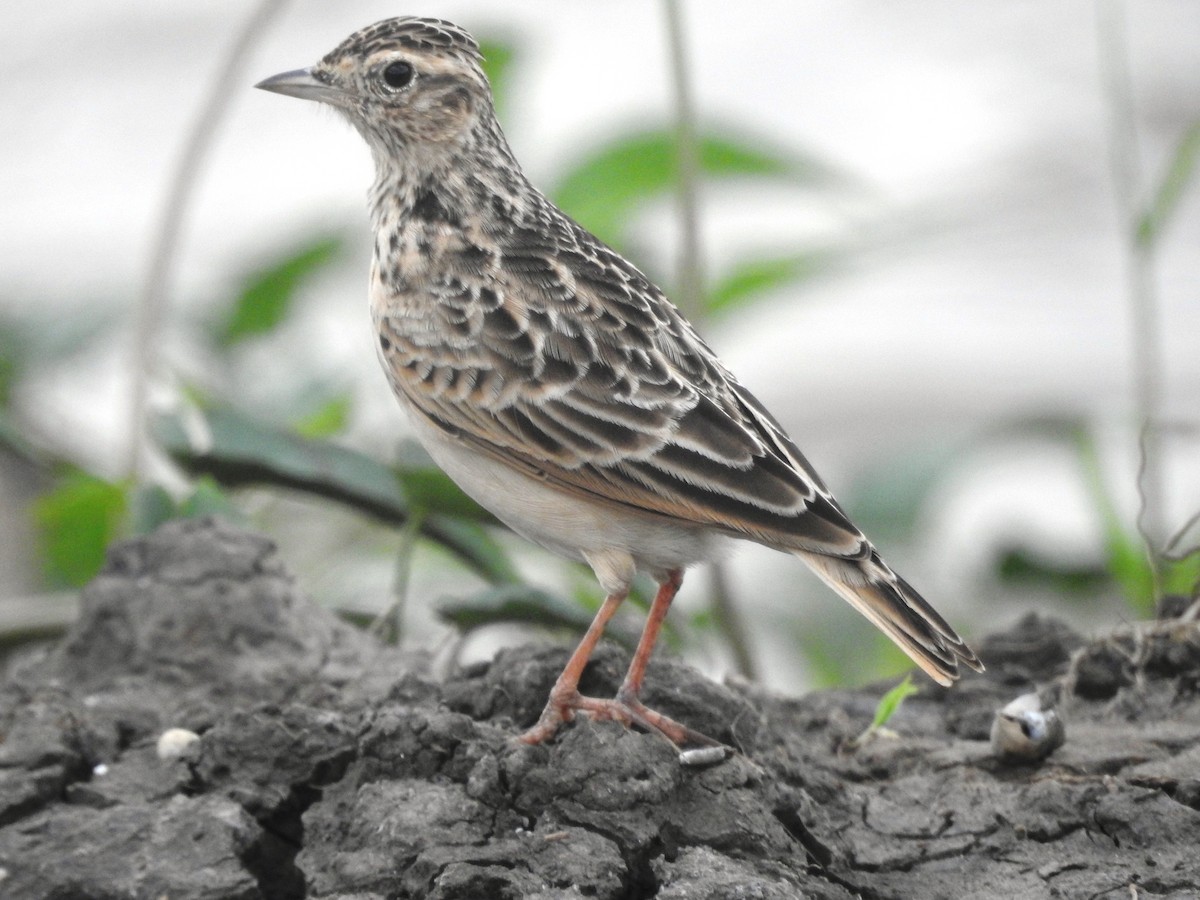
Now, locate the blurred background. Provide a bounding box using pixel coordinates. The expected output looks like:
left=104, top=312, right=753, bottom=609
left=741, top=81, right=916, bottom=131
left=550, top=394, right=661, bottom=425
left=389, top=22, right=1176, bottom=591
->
left=1, top=0, right=1197, bottom=691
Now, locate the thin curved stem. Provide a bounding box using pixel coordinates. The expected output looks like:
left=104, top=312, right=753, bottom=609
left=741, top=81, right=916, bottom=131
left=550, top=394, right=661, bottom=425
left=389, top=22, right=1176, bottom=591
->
left=661, top=0, right=756, bottom=680
left=1096, top=0, right=1165, bottom=600
left=128, top=0, right=290, bottom=484
left=662, top=0, right=704, bottom=318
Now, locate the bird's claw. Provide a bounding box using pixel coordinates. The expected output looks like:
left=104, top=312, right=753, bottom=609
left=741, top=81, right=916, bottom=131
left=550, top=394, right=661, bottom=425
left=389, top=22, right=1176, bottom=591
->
left=518, top=689, right=723, bottom=750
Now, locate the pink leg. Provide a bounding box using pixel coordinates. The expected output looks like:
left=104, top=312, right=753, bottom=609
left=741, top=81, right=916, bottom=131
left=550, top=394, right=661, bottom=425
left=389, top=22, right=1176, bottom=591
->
left=520, top=569, right=721, bottom=748
left=519, top=589, right=627, bottom=744
left=615, top=570, right=718, bottom=746
left=618, top=569, right=683, bottom=703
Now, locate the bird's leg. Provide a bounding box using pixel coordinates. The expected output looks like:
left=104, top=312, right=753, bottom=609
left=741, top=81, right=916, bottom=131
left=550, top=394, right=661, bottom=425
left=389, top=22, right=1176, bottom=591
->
left=612, top=569, right=718, bottom=747
left=519, top=589, right=627, bottom=744
left=617, top=568, right=682, bottom=702
left=520, top=569, right=719, bottom=748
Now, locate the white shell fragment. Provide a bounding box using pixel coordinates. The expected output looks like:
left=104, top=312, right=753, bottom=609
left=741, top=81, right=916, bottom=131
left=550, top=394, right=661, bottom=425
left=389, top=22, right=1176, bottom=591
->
left=679, top=745, right=733, bottom=768
left=156, top=727, right=201, bottom=761
left=990, top=693, right=1065, bottom=762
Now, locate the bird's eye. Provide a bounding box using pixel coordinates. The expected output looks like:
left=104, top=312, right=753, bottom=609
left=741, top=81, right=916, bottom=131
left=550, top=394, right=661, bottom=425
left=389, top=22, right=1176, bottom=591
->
left=382, top=61, right=414, bottom=90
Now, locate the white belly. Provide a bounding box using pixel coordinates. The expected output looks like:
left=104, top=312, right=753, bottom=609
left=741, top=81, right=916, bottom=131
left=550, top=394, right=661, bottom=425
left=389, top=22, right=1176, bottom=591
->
left=402, top=402, right=713, bottom=581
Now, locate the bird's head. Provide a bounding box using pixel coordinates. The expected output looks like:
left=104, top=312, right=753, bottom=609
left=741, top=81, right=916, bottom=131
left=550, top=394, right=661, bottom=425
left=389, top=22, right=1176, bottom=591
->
left=256, top=17, right=494, bottom=169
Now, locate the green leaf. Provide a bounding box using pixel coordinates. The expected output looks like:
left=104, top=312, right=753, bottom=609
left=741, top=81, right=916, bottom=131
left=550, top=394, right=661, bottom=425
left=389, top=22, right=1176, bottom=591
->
left=478, top=38, right=516, bottom=121
left=1137, top=121, right=1200, bottom=247
left=292, top=393, right=352, bottom=439
left=33, top=471, right=127, bottom=588
left=871, top=674, right=919, bottom=730
left=552, top=128, right=835, bottom=249
left=151, top=405, right=518, bottom=585
left=706, top=251, right=831, bottom=315
left=216, top=236, right=342, bottom=346
left=1162, top=551, right=1200, bottom=598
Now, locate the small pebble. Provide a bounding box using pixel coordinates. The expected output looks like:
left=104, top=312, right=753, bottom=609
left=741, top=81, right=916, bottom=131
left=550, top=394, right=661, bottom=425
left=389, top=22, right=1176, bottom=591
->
left=91, top=763, right=108, bottom=777
left=156, top=727, right=201, bottom=761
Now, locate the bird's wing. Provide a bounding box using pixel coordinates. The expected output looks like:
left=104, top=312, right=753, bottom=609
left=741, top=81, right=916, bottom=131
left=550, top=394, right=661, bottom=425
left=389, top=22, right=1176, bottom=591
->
left=377, top=203, right=867, bottom=560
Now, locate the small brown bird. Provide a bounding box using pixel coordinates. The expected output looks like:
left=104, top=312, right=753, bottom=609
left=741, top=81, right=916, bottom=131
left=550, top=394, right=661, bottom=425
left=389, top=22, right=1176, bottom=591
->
left=257, top=17, right=982, bottom=747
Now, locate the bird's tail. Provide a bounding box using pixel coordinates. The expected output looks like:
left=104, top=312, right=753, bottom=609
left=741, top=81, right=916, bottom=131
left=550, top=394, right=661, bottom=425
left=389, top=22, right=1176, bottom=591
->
left=795, top=548, right=983, bottom=685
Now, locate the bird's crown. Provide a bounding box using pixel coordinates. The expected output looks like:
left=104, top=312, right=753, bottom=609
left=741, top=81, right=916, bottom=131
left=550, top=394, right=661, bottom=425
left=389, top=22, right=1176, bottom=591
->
left=322, top=17, right=482, bottom=66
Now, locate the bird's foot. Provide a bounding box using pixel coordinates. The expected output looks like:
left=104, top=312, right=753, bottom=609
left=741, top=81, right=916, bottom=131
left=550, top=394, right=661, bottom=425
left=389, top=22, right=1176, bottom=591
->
left=518, top=689, right=721, bottom=749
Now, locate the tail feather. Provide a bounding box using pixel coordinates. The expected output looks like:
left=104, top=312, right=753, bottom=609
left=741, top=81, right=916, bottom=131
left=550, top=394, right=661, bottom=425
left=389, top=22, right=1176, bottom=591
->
left=796, top=549, right=983, bottom=686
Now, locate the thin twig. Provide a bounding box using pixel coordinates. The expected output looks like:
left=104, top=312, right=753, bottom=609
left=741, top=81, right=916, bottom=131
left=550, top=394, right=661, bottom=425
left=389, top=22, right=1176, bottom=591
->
left=1162, top=508, right=1200, bottom=563
left=128, top=0, right=290, bottom=484
left=661, top=0, right=756, bottom=680
left=706, top=552, right=758, bottom=680
left=1095, top=0, right=1165, bottom=599
left=662, top=0, right=704, bottom=318
left=370, top=508, right=425, bottom=644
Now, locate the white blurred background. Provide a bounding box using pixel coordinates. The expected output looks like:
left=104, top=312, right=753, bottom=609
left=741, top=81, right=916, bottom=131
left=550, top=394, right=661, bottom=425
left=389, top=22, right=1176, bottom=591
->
left=2, top=1, right=1198, bottom=689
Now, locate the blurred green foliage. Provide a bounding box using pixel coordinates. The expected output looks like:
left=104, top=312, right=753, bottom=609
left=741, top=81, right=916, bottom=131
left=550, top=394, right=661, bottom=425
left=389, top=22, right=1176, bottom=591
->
left=32, top=471, right=127, bottom=588
left=706, top=252, right=833, bottom=317
left=552, top=128, right=816, bottom=249
left=130, top=477, right=244, bottom=535
left=292, top=393, right=352, bottom=440
left=1136, top=120, right=1200, bottom=246
left=478, top=39, right=515, bottom=121
left=213, top=235, right=341, bottom=346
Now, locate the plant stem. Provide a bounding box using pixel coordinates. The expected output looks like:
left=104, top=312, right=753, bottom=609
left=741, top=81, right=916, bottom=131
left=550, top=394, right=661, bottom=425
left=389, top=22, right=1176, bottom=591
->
left=706, top=550, right=758, bottom=680
left=128, top=0, right=289, bottom=485
left=371, top=508, right=425, bottom=644
left=661, top=0, right=757, bottom=679
left=662, top=0, right=704, bottom=319
left=1095, top=0, right=1164, bottom=598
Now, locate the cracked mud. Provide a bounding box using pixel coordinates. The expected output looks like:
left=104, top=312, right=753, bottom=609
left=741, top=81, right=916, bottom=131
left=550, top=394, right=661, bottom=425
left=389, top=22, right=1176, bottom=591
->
left=1, top=518, right=1198, bottom=898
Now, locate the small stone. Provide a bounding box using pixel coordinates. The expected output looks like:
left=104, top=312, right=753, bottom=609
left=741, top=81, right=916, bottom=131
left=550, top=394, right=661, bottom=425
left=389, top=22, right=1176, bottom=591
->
left=156, top=728, right=201, bottom=761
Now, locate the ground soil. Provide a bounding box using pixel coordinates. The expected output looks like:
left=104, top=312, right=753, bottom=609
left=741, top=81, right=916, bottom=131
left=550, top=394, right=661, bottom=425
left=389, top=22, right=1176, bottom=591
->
left=1, top=518, right=1198, bottom=899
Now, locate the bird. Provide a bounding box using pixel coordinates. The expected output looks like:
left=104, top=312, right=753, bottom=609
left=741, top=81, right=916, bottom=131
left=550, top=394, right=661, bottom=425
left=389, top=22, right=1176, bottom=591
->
left=256, top=16, right=983, bottom=748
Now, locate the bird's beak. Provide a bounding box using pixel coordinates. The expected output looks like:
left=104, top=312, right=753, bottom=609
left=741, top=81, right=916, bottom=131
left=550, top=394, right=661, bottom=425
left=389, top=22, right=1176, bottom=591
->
left=255, top=67, right=343, bottom=104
